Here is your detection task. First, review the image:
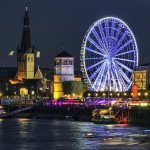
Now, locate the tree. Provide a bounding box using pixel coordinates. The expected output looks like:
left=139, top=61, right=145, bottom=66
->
left=62, top=81, right=83, bottom=96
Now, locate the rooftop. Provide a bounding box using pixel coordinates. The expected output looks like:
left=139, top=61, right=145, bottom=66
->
left=55, top=51, right=73, bottom=58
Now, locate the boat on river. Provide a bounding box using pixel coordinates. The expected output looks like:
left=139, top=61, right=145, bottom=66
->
left=92, top=108, right=117, bottom=124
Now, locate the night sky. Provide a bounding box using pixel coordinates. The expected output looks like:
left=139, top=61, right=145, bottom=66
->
left=0, top=0, right=150, bottom=69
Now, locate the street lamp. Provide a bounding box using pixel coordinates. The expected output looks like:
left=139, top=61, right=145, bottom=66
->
left=39, top=87, right=43, bottom=99
left=88, top=93, right=91, bottom=97
left=103, top=93, right=106, bottom=97
left=138, top=92, right=141, bottom=99
left=144, top=92, right=148, bottom=99
left=117, top=93, right=120, bottom=98
left=124, top=93, right=127, bottom=99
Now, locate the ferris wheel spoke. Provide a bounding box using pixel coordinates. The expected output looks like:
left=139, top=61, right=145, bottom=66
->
left=92, top=28, right=107, bottom=54
left=114, top=39, right=133, bottom=55
left=115, top=31, right=128, bottom=49
left=112, top=61, right=122, bottom=91
left=118, top=73, right=128, bottom=91
left=115, top=59, right=132, bottom=72
left=98, top=23, right=108, bottom=50
left=101, top=70, right=108, bottom=91
left=115, top=24, right=122, bottom=40
left=110, top=21, right=116, bottom=37
left=92, top=62, right=106, bottom=90
left=90, top=61, right=105, bottom=80
left=97, top=64, right=107, bottom=90
left=115, top=50, right=135, bottom=57
left=85, top=57, right=103, bottom=60
left=86, top=59, right=105, bottom=71
left=87, top=37, right=107, bottom=55
left=110, top=70, right=117, bottom=91
left=85, top=47, right=105, bottom=57
left=118, top=69, right=128, bottom=91
left=114, top=63, right=127, bottom=91
left=105, top=20, right=109, bottom=37
left=116, top=63, right=131, bottom=83
left=115, top=57, right=136, bottom=63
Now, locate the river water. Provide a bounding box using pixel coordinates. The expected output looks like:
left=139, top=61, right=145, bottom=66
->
left=0, top=119, right=150, bottom=150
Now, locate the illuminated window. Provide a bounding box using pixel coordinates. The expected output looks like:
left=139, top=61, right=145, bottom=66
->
left=20, top=88, right=28, bottom=95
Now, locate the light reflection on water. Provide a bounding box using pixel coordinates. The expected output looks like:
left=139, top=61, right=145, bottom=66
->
left=0, top=119, right=150, bottom=150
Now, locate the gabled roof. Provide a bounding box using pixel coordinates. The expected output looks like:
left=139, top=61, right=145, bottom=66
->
left=34, top=66, right=43, bottom=79
left=55, top=51, right=73, bottom=58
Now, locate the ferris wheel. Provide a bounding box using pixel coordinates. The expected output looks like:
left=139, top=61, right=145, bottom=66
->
left=80, top=17, right=138, bottom=92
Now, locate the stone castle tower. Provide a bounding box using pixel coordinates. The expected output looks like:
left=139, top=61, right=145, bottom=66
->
left=53, top=51, right=74, bottom=99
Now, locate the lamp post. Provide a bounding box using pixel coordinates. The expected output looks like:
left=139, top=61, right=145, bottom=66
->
left=124, top=93, right=127, bottom=99
left=138, top=92, right=141, bottom=100
left=39, top=87, right=43, bottom=100
left=103, top=93, right=106, bottom=97
left=31, top=90, right=35, bottom=100
left=144, top=92, right=148, bottom=100
left=117, top=93, right=120, bottom=99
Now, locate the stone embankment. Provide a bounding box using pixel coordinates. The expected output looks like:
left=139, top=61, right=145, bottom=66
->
left=3, top=105, right=150, bottom=126
left=5, top=105, right=94, bottom=121
left=127, top=108, right=150, bottom=126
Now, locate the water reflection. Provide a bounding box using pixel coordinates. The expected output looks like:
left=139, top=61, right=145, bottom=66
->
left=0, top=119, right=150, bottom=150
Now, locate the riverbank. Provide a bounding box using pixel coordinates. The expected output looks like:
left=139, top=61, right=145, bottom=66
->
left=4, top=106, right=94, bottom=121
left=3, top=105, right=150, bottom=126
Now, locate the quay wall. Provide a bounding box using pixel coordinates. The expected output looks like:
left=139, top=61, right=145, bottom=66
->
left=4, top=106, right=150, bottom=125
left=5, top=106, right=94, bottom=121
left=127, top=108, right=150, bottom=126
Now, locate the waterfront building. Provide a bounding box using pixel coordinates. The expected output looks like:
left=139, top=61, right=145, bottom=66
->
left=53, top=51, right=82, bottom=99
left=132, top=64, right=150, bottom=90
left=53, top=51, right=74, bottom=99
left=0, top=2, right=83, bottom=100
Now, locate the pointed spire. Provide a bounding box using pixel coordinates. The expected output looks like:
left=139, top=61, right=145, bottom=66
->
left=25, top=0, right=28, bottom=11
left=32, top=42, right=35, bottom=50
left=20, top=0, right=31, bottom=52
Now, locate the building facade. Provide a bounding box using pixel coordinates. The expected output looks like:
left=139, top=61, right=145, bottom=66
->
left=132, top=64, right=150, bottom=90
left=53, top=51, right=75, bottom=99
left=0, top=2, right=50, bottom=100
left=17, top=3, right=35, bottom=81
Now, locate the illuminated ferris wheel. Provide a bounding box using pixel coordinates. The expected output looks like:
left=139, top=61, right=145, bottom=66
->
left=80, top=17, right=138, bottom=92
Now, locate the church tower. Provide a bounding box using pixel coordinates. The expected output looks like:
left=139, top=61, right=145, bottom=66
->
left=17, top=1, right=35, bottom=81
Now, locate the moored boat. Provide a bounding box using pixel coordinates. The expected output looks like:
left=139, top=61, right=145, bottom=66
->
left=92, top=108, right=117, bottom=124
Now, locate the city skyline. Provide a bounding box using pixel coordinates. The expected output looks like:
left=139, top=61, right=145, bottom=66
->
left=0, top=0, right=150, bottom=69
